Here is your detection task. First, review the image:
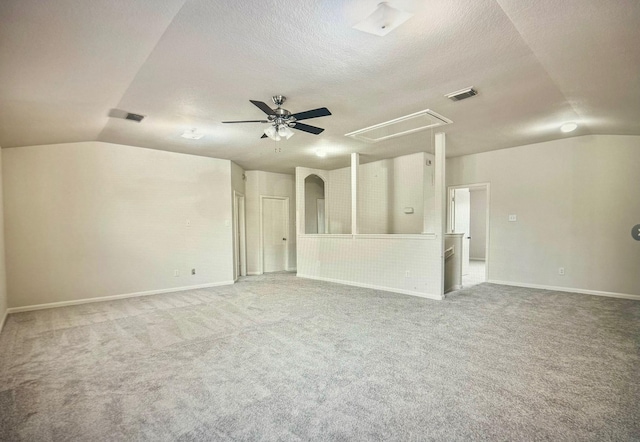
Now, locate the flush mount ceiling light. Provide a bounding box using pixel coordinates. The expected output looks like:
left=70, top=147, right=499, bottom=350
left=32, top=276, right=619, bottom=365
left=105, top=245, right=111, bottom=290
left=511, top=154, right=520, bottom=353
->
left=181, top=128, right=204, bottom=139
left=353, top=2, right=414, bottom=37
left=315, top=149, right=327, bottom=158
left=560, top=122, right=578, bottom=133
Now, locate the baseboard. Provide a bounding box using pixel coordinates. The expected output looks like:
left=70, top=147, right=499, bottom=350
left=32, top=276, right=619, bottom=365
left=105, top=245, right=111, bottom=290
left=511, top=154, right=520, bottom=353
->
left=246, top=272, right=263, bottom=276
left=297, top=274, right=443, bottom=301
left=6, top=280, right=235, bottom=314
left=0, top=309, right=7, bottom=333
left=487, top=280, right=640, bottom=301
left=287, top=267, right=297, bottom=272
left=470, top=258, right=486, bottom=262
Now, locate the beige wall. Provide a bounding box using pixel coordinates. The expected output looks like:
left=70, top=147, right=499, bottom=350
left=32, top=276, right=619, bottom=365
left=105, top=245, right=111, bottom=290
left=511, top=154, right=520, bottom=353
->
left=3, top=141, right=234, bottom=308
left=245, top=170, right=296, bottom=274
left=304, top=175, right=324, bottom=234
left=327, top=167, right=351, bottom=234
left=329, top=152, right=434, bottom=235
left=231, top=162, right=246, bottom=279
left=469, top=187, right=487, bottom=260
left=447, top=134, right=640, bottom=296
left=0, top=150, right=8, bottom=329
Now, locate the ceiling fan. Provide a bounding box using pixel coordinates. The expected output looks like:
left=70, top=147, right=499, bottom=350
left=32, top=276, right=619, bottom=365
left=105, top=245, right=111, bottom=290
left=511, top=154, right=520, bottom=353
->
left=222, top=95, right=331, bottom=141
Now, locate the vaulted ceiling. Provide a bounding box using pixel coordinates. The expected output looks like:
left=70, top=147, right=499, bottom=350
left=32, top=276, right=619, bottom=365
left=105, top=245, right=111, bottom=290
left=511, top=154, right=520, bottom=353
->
left=1, top=0, right=639, bottom=173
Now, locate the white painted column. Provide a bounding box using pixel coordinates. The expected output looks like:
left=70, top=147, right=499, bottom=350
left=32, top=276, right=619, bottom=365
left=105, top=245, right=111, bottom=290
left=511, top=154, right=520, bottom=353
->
left=434, top=132, right=446, bottom=299
left=351, top=152, right=359, bottom=235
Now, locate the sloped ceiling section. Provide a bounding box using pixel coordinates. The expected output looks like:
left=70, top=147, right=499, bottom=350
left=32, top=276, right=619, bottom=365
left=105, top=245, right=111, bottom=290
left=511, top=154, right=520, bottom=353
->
left=0, top=0, right=187, bottom=148
left=1, top=0, right=639, bottom=173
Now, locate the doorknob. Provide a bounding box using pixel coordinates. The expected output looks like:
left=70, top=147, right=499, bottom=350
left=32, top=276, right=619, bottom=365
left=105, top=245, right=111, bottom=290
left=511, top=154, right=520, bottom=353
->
left=282, top=238, right=287, bottom=241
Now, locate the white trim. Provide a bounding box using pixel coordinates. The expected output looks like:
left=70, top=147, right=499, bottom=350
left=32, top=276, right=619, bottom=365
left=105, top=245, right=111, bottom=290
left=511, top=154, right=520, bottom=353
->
left=297, top=274, right=443, bottom=301
left=448, top=182, right=491, bottom=283
left=487, top=280, right=640, bottom=301
left=299, top=234, right=352, bottom=239
left=246, top=272, right=263, bottom=276
left=355, top=233, right=437, bottom=240
left=0, top=310, right=7, bottom=333
left=298, top=234, right=437, bottom=240
left=6, top=281, right=235, bottom=314
left=287, top=267, right=297, bottom=272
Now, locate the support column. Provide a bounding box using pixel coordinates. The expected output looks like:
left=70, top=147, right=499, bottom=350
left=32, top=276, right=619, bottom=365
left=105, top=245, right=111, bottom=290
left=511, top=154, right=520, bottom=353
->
left=351, top=152, right=359, bottom=235
left=434, top=133, right=446, bottom=298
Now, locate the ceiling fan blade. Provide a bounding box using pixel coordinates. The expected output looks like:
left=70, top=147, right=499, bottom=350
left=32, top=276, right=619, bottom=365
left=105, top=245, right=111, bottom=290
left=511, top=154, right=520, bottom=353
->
left=221, top=120, right=269, bottom=123
left=261, top=134, right=268, bottom=139
left=250, top=100, right=276, bottom=115
left=292, top=122, right=324, bottom=135
left=291, top=107, right=331, bottom=121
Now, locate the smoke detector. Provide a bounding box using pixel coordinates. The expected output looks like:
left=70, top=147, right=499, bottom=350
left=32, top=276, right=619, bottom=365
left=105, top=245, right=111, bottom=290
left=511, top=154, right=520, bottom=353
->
left=445, top=87, right=478, bottom=102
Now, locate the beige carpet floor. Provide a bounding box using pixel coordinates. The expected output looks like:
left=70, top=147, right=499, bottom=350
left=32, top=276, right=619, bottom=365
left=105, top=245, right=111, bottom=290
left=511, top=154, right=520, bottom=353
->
left=1, top=273, right=639, bottom=441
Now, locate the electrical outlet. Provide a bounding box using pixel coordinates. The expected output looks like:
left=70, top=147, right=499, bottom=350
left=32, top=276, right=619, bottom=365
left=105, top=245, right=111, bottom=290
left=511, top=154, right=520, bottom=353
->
left=174, top=270, right=180, bottom=277
left=558, top=267, right=565, bottom=275
left=508, top=214, right=517, bottom=222
left=191, top=268, right=196, bottom=275
left=186, top=219, right=191, bottom=227
left=405, top=270, right=410, bottom=277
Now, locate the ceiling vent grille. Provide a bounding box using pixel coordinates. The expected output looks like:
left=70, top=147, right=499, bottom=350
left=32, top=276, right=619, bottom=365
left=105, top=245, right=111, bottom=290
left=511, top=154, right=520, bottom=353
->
left=445, top=87, right=477, bottom=102
left=345, top=109, right=452, bottom=143
left=125, top=112, right=145, bottom=122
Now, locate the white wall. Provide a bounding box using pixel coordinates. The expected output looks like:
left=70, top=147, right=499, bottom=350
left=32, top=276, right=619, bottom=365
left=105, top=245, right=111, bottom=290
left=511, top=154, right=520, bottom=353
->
left=0, top=150, right=8, bottom=330
left=245, top=170, right=296, bottom=274
left=297, top=235, right=442, bottom=299
left=469, top=187, right=487, bottom=260
left=295, top=149, right=445, bottom=300
left=3, top=141, right=235, bottom=308
left=330, top=152, right=434, bottom=235
left=328, top=167, right=351, bottom=234
left=447, top=135, right=640, bottom=296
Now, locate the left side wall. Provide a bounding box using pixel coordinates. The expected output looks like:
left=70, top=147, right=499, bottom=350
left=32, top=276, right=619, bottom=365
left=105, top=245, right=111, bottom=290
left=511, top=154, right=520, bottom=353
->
left=0, top=149, right=8, bottom=330
left=3, top=141, right=235, bottom=310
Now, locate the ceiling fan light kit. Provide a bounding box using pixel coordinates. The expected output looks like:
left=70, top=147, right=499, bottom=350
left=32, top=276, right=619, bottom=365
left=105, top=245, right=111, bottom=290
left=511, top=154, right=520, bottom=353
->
left=223, top=95, right=331, bottom=141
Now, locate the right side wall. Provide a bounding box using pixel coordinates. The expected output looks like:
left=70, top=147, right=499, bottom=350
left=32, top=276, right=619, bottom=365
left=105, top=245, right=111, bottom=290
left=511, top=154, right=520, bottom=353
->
left=447, top=134, right=640, bottom=297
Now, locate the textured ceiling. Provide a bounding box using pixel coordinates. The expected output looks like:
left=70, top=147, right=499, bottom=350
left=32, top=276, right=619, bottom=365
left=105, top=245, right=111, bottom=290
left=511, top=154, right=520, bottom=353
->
left=1, top=0, right=639, bottom=173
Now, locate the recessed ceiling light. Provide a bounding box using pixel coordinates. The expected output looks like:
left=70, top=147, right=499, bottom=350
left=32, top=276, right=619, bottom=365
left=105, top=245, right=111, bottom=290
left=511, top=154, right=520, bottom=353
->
left=181, top=128, right=204, bottom=140
left=316, top=150, right=327, bottom=158
left=560, top=122, right=577, bottom=133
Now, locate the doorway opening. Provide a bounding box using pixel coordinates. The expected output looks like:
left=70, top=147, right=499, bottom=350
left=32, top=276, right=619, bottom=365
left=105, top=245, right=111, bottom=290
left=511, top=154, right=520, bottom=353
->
left=260, top=196, right=290, bottom=273
left=448, top=183, right=490, bottom=287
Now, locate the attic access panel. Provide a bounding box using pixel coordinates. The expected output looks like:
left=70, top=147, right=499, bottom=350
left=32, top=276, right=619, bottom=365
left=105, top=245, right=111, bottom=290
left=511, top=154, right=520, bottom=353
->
left=345, top=109, right=452, bottom=143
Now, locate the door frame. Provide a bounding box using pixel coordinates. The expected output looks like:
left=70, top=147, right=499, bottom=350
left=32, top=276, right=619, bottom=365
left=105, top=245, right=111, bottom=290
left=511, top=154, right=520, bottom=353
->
left=447, top=183, right=491, bottom=281
left=233, top=191, right=247, bottom=280
left=259, top=195, right=290, bottom=274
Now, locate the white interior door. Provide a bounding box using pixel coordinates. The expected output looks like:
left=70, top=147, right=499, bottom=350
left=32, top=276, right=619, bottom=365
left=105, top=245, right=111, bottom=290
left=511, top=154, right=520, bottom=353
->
left=453, top=188, right=471, bottom=276
left=262, top=197, right=288, bottom=273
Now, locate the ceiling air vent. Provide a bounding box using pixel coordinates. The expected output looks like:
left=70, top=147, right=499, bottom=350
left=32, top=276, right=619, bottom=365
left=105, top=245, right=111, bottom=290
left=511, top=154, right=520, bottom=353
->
left=345, top=109, right=452, bottom=143
left=445, top=87, right=477, bottom=102
left=125, top=112, right=145, bottom=122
